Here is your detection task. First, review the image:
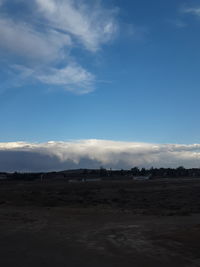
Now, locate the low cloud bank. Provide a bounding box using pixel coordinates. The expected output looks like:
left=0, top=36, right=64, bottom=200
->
left=0, top=140, right=200, bottom=172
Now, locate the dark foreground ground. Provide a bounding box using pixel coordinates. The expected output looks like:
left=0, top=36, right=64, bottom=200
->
left=0, top=178, right=200, bottom=266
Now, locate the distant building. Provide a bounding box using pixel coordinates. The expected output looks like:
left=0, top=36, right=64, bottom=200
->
left=68, top=178, right=102, bottom=183
left=133, top=175, right=151, bottom=181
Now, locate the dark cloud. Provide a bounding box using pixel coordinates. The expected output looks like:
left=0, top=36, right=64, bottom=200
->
left=0, top=140, right=200, bottom=171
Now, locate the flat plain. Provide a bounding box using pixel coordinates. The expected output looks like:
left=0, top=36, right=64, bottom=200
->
left=0, top=178, right=200, bottom=266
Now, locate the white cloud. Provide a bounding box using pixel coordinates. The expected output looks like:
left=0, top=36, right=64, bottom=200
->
left=0, top=140, right=200, bottom=171
left=0, top=0, right=118, bottom=94
left=11, top=63, right=95, bottom=94
left=35, top=0, right=118, bottom=52
left=37, top=64, right=95, bottom=94
left=0, top=17, right=71, bottom=62
left=182, top=7, right=200, bottom=17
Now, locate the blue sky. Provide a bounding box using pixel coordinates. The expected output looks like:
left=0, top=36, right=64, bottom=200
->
left=1, top=0, right=200, bottom=170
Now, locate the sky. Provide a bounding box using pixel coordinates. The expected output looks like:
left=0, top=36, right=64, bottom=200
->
left=1, top=0, right=200, bottom=171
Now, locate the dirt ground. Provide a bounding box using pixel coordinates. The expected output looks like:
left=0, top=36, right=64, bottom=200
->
left=0, top=178, right=200, bottom=267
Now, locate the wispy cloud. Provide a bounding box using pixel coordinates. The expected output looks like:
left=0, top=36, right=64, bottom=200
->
left=181, top=6, right=200, bottom=17
left=37, top=64, right=95, bottom=94
left=0, top=140, right=200, bottom=172
left=36, top=0, right=118, bottom=52
left=0, top=0, right=118, bottom=94
left=0, top=17, right=71, bottom=62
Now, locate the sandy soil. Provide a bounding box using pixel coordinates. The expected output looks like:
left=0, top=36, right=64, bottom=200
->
left=0, top=178, right=200, bottom=267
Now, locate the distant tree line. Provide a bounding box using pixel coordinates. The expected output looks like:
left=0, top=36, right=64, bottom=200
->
left=1, top=166, right=200, bottom=181
left=97, top=166, right=200, bottom=179
left=130, top=166, right=200, bottom=178
left=1, top=172, right=42, bottom=181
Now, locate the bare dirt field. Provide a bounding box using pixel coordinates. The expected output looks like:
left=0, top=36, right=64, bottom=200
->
left=0, top=178, right=200, bottom=266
